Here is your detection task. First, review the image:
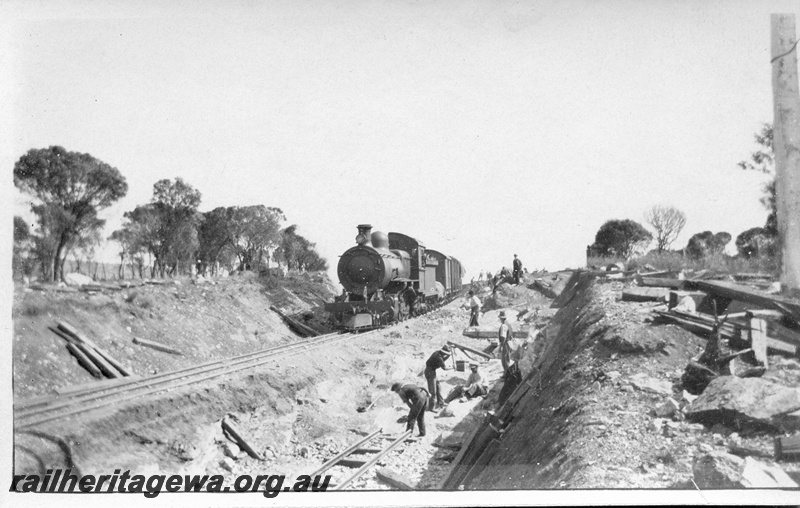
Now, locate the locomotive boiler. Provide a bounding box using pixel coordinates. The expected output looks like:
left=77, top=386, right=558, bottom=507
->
left=325, top=224, right=464, bottom=330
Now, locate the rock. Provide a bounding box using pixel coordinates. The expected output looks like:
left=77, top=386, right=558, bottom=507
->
left=437, top=406, right=455, bottom=418
left=710, top=423, right=732, bottom=436
left=649, top=418, right=664, bottom=433
left=630, top=373, right=673, bottom=396
left=600, top=325, right=668, bottom=354
left=739, top=457, right=798, bottom=488
left=685, top=376, right=800, bottom=431
left=693, top=451, right=743, bottom=488
left=64, top=272, right=94, bottom=286
left=299, top=446, right=309, bottom=458
left=693, top=452, right=798, bottom=489
left=220, top=457, right=235, bottom=472
left=222, top=441, right=240, bottom=459
left=433, top=432, right=464, bottom=449
left=606, top=370, right=621, bottom=381
left=655, top=398, right=680, bottom=418
left=682, top=390, right=697, bottom=405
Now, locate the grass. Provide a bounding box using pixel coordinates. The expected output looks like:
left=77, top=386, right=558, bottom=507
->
left=587, top=251, right=779, bottom=277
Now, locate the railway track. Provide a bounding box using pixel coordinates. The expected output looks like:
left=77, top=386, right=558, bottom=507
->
left=14, top=329, right=382, bottom=430
left=307, top=428, right=413, bottom=490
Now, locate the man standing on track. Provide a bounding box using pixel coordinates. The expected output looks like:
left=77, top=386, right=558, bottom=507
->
left=512, top=254, right=523, bottom=285
left=391, top=382, right=428, bottom=437
left=464, top=290, right=481, bottom=327
left=424, top=345, right=451, bottom=411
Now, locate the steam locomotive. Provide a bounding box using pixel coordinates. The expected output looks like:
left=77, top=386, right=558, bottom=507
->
left=324, top=224, right=464, bottom=330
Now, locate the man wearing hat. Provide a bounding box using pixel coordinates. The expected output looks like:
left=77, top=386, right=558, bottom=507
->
left=390, top=382, right=428, bottom=437
left=424, top=345, right=452, bottom=411
left=498, top=311, right=525, bottom=407
left=512, top=254, right=523, bottom=285
left=443, top=362, right=488, bottom=404
left=464, top=290, right=481, bottom=327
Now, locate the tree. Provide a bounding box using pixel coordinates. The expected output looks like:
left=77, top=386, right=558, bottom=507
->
left=738, top=124, right=777, bottom=235
left=644, top=205, right=687, bottom=252
left=14, top=146, right=128, bottom=282
left=735, top=227, right=778, bottom=259
left=589, top=219, right=652, bottom=258
left=13, top=216, right=35, bottom=279
left=273, top=225, right=328, bottom=271
left=685, top=231, right=731, bottom=259
left=197, top=205, right=285, bottom=274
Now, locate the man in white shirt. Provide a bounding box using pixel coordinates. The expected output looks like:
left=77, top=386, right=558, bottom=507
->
left=464, top=290, right=481, bottom=327
left=444, top=362, right=488, bottom=403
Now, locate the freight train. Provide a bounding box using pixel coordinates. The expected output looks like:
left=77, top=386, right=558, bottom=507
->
left=325, top=224, right=465, bottom=330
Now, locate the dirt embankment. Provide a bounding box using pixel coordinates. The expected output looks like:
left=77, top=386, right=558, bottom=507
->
left=14, top=274, right=554, bottom=489
left=469, top=273, right=800, bottom=489
left=13, top=271, right=799, bottom=492
left=13, top=271, right=337, bottom=399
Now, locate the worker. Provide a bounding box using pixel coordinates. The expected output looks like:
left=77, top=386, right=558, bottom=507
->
left=498, top=313, right=525, bottom=407
left=489, top=310, right=513, bottom=356
left=391, top=382, right=428, bottom=437
left=512, top=254, right=523, bottom=285
left=464, top=290, right=481, bottom=327
left=443, top=362, right=487, bottom=404
left=424, top=345, right=451, bottom=411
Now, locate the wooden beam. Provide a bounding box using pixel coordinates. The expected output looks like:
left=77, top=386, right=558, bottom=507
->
left=622, top=287, right=670, bottom=302
left=636, top=276, right=684, bottom=289
left=686, top=280, right=800, bottom=318
left=749, top=318, right=769, bottom=367
left=66, top=343, right=103, bottom=378
left=375, top=468, right=414, bottom=490
left=351, top=447, right=382, bottom=454
left=336, top=458, right=367, bottom=468
left=461, top=329, right=529, bottom=340
left=222, top=416, right=263, bottom=461
left=56, top=321, right=132, bottom=376
left=447, top=341, right=493, bottom=359
left=775, top=434, right=800, bottom=461
left=772, top=14, right=800, bottom=295
left=77, top=343, right=122, bottom=378
left=132, top=336, right=183, bottom=355
left=460, top=438, right=502, bottom=487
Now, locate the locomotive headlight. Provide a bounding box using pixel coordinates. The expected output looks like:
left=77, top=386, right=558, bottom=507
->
left=356, top=233, right=367, bottom=245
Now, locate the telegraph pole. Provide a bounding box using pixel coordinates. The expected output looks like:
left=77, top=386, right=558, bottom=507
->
left=771, top=14, right=800, bottom=296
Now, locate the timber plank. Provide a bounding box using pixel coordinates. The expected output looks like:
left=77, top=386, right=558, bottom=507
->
left=687, top=280, right=800, bottom=318
left=132, top=337, right=183, bottom=355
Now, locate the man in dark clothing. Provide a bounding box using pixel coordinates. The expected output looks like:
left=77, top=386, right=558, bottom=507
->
left=391, top=382, right=428, bottom=437
left=512, top=254, right=523, bottom=285
left=424, top=345, right=451, bottom=411
left=498, top=318, right=525, bottom=407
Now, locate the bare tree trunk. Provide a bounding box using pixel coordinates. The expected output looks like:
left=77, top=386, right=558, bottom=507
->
left=772, top=14, right=800, bottom=296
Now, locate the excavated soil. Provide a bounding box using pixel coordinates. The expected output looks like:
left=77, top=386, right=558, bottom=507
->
left=470, top=274, right=800, bottom=489
left=11, top=271, right=800, bottom=494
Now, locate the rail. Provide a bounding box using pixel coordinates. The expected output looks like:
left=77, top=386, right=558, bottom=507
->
left=305, top=428, right=413, bottom=490
left=14, top=330, right=381, bottom=430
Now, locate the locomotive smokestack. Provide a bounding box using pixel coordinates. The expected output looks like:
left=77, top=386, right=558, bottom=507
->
left=356, top=224, right=373, bottom=245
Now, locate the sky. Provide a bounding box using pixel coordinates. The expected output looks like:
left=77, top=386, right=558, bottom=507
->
left=2, top=0, right=795, bottom=283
